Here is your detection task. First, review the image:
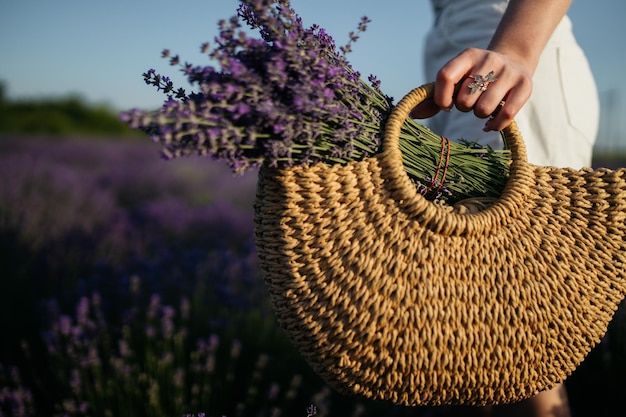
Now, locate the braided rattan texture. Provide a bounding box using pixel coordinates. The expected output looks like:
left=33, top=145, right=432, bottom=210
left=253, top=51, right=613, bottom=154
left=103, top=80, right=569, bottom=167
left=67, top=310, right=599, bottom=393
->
left=253, top=83, right=626, bottom=406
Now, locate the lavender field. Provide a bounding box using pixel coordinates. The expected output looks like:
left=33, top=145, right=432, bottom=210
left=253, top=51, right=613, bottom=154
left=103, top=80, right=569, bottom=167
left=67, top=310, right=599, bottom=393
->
left=0, top=135, right=624, bottom=417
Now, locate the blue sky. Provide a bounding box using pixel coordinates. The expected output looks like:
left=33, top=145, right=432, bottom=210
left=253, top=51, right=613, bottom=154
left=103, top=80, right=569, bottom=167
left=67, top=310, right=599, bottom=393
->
left=0, top=0, right=624, bottom=146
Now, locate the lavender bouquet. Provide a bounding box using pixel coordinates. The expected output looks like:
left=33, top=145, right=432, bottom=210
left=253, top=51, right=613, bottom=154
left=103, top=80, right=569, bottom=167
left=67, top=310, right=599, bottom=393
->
left=122, top=0, right=509, bottom=204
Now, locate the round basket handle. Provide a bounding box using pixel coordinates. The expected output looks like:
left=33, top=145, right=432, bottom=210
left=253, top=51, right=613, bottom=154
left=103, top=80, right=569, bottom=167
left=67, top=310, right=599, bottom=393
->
left=380, top=83, right=534, bottom=234
left=383, top=82, right=528, bottom=163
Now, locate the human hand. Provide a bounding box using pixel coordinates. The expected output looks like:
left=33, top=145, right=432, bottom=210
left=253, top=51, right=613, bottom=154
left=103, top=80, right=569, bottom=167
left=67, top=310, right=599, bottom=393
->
left=410, top=47, right=534, bottom=132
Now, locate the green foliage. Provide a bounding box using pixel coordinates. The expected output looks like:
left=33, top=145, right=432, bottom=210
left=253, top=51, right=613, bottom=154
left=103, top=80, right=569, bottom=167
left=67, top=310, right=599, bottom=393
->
left=0, top=88, right=142, bottom=137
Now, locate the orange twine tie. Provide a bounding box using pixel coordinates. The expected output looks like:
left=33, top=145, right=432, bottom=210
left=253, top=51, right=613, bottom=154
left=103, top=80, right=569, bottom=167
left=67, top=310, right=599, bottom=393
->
left=425, top=136, right=451, bottom=198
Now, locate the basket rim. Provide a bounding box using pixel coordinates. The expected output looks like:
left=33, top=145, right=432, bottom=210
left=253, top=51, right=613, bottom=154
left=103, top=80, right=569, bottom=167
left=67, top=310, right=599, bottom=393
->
left=379, top=82, right=536, bottom=236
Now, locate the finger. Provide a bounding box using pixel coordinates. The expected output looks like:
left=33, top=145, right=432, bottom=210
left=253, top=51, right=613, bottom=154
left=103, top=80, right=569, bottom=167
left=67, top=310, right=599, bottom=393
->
left=433, top=51, right=475, bottom=109
left=489, top=99, right=507, bottom=118
left=409, top=98, right=442, bottom=119
left=454, top=77, right=481, bottom=113
left=483, top=80, right=532, bottom=131
left=484, top=97, right=520, bottom=131
left=472, top=82, right=509, bottom=119
left=483, top=97, right=518, bottom=131
left=455, top=69, right=499, bottom=113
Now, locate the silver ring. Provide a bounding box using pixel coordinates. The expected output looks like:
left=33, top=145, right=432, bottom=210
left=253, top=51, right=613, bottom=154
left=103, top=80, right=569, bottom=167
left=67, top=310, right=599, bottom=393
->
left=468, top=71, right=498, bottom=94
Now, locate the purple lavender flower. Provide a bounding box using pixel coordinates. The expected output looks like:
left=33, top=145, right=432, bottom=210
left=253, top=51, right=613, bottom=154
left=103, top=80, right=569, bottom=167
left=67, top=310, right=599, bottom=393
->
left=0, top=365, right=35, bottom=417
left=122, top=0, right=389, bottom=175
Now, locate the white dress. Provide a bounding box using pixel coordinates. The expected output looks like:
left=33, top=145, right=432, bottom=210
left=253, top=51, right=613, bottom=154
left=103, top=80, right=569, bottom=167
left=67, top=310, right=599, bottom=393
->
left=424, top=0, right=599, bottom=168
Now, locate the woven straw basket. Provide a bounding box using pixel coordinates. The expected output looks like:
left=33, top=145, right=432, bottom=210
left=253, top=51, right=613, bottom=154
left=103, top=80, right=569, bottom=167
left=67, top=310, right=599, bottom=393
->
left=253, top=83, right=626, bottom=406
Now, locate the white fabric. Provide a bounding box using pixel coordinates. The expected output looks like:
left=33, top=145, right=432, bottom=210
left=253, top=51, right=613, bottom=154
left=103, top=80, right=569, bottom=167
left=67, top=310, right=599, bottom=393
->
left=424, top=0, right=599, bottom=168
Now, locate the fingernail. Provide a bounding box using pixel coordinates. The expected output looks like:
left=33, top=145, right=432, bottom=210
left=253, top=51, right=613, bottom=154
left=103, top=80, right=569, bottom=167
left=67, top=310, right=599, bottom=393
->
left=443, top=105, right=453, bottom=112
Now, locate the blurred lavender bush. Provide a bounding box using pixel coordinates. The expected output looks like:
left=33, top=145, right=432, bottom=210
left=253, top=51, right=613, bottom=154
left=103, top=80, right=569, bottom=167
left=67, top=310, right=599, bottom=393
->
left=0, top=364, right=35, bottom=417
left=0, top=136, right=258, bottom=302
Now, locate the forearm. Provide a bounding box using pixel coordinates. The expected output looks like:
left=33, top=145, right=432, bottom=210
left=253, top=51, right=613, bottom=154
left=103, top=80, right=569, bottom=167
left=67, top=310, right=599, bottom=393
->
left=488, top=0, right=572, bottom=74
